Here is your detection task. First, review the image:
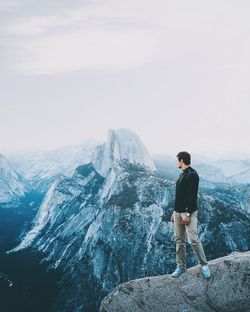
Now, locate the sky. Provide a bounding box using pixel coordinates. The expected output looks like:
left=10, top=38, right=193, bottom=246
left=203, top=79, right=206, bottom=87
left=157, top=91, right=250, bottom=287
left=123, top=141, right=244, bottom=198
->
left=0, top=0, right=250, bottom=159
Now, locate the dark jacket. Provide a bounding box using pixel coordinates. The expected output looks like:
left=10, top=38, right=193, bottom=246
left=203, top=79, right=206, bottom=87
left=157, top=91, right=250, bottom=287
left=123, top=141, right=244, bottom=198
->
left=174, top=166, right=199, bottom=214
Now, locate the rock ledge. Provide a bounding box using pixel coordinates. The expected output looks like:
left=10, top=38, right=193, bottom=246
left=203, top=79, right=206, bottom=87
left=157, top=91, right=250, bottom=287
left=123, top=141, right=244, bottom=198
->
left=99, top=251, right=250, bottom=312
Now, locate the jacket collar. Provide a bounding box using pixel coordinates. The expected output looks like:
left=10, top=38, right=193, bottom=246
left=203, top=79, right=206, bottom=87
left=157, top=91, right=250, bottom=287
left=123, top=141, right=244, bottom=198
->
left=182, top=166, right=191, bottom=172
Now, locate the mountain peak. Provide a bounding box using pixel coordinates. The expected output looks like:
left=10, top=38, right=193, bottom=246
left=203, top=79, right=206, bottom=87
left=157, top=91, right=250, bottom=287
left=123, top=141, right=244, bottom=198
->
left=93, top=128, right=156, bottom=176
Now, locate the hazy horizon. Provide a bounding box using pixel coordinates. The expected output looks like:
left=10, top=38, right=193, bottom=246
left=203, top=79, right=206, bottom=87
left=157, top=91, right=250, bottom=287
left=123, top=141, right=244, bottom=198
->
left=1, top=127, right=249, bottom=161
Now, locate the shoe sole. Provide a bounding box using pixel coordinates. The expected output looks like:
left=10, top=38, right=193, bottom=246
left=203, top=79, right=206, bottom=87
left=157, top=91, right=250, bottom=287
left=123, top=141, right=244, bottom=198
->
left=202, top=274, right=211, bottom=279
left=171, top=270, right=186, bottom=277
left=202, top=270, right=211, bottom=279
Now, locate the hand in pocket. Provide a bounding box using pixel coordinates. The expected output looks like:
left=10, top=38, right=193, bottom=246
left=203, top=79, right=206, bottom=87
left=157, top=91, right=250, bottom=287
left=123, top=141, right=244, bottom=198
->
left=181, top=215, right=191, bottom=225
left=171, top=213, right=174, bottom=223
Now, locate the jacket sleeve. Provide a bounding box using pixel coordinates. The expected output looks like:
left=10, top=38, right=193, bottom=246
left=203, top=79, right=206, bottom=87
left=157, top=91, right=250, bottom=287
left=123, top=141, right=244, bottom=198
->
left=185, top=172, right=199, bottom=214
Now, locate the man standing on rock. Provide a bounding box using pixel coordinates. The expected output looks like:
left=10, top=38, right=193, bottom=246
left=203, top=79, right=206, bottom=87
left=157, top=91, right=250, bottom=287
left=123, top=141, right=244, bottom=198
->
left=170, top=151, right=211, bottom=279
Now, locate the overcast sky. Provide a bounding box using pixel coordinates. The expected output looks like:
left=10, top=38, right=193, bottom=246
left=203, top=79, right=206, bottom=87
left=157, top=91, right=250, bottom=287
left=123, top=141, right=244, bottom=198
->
left=0, top=0, right=249, bottom=159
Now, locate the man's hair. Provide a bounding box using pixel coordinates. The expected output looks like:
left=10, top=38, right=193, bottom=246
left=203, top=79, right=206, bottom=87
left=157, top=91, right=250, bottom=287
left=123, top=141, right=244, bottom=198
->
left=176, top=151, right=191, bottom=165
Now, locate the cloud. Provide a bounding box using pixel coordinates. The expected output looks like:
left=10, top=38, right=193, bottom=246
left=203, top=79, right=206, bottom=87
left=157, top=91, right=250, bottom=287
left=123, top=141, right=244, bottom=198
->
left=2, top=0, right=250, bottom=76
left=6, top=6, right=115, bottom=36
left=0, top=0, right=17, bottom=12
left=4, top=0, right=164, bottom=74
left=17, top=29, right=159, bottom=74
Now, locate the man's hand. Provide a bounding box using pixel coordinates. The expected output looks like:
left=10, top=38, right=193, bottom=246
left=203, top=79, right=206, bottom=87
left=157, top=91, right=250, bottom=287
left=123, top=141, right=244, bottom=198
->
left=171, top=213, right=174, bottom=223
left=181, top=215, right=191, bottom=225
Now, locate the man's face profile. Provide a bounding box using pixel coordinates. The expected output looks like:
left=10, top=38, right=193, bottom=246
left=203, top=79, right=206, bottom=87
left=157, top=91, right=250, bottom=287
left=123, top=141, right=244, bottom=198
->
left=176, top=157, right=183, bottom=169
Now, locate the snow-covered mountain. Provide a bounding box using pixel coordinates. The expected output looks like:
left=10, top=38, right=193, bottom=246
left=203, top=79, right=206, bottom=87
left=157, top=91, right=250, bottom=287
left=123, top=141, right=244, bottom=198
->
left=229, top=167, right=250, bottom=184
left=210, top=159, right=250, bottom=177
left=5, top=129, right=156, bottom=193
left=5, top=138, right=102, bottom=193
left=92, top=128, right=156, bottom=177
left=198, top=159, right=250, bottom=185
left=6, top=129, right=250, bottom=312
left=5, top=138, right=102, bottom=180
left=7, top=128, right=157, bottom=253
left=0, top=153, right=29, bottom=203
left=207, top=183, right=250, bottom=215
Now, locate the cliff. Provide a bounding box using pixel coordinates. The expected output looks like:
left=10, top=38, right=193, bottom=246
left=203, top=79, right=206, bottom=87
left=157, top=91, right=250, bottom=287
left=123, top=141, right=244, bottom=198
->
left=99, top=250, right=250, bottom=312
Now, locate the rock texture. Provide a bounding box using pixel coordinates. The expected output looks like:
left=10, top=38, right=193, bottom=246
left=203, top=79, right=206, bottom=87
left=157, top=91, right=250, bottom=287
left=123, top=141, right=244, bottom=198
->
left=0, top=153, right=29, bottom=203
left=99, top=250, right=250, bottom=312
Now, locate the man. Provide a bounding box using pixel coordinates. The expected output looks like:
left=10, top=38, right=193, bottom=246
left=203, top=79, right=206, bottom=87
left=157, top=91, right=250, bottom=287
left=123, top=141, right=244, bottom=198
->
left=170, top=151, right=211, bottom=279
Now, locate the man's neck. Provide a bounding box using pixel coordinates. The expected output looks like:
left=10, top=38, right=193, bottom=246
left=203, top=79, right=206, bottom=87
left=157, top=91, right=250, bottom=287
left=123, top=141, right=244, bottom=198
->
left=182, top=165, right=190, bottom=171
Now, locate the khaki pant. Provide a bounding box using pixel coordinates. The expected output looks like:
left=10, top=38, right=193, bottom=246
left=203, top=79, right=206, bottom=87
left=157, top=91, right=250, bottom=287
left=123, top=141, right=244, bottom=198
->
left=173, top=210, right=208, bottom=269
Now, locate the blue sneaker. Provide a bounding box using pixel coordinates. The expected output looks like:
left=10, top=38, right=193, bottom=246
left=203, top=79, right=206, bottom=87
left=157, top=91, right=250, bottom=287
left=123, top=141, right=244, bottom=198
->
left=171, top=267, right=186, bottom=277
left=201, top=265, right=211, bottom=279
